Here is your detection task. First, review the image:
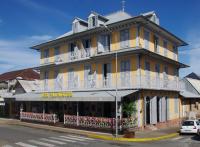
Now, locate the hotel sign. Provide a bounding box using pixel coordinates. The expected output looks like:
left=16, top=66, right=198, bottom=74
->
left=41, top=92, right=73, bottom=98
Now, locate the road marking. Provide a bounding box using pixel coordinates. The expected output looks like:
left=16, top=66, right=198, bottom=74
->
left=67, top=135, right=96, bottom=140
left=28, top=140, right=55, bottom=147
left=16, top=142, right=38, bottom=147
left=60, top=136, right=87, bottom=141
left=49, top=136, right=76, bottom=143
left=40, top=138, right=66, bottom=145
left=171, top=136, right=184, bottom=141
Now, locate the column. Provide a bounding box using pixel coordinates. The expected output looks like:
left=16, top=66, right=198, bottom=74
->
left=76, top=102, right=79, bottom=126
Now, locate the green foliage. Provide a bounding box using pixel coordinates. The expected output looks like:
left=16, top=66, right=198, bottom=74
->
left=122, top=101, right=137, bottom=118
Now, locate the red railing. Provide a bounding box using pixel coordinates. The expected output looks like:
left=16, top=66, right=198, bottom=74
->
left=20, top=112, right=59, bottom=124
left=64, top=115, right=136, bottom=129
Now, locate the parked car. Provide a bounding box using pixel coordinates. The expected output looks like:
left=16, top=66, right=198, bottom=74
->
left=180, top=120, right=200, bottom=134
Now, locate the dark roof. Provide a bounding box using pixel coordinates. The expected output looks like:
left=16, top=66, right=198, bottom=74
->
left=185, top=72, right=200, bottom=80
left=0, top=68, right=40, bottom=82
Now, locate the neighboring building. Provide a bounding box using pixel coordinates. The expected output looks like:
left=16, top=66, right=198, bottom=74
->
left=16, top=10, right=188, bottom=130
left=180, top=73, right=200, bottom=118
left=0, top=69, right=39, bottom=118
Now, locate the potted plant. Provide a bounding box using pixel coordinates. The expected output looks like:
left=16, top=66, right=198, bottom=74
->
left=122, top=100, right=137, bottom=138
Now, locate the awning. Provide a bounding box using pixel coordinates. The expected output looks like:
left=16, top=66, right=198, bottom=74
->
left=180, top=91, right=200, bottom=99
left=15, top=90, right=138, bottom=102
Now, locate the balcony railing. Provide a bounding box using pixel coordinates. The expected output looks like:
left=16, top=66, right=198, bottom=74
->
left=70, top=48, right=92, bottom=61
left=39, top=75, right=180, bottom=92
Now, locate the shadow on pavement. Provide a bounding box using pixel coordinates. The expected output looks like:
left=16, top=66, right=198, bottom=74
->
left=191, top=135, right=200, bottom=141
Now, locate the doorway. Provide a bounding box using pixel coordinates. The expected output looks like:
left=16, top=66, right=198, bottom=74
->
left=145, top=96, right=151, bottom=124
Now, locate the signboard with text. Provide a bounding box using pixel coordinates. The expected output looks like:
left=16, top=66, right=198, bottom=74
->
left=41, top=92, right=73, bottom=98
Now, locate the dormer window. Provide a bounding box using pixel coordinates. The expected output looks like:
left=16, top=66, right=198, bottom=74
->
left=73, top=21, right=79, bottom=33
left=88, top=14, right=98, bottom=28
left=92, top=16, right=97, bottom=27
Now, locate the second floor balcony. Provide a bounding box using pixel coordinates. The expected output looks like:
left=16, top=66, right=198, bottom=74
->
left=40, top=75, right=180, bottom=92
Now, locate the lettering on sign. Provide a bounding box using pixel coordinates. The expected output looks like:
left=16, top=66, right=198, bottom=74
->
left=41, top=92, right=73, bottom=98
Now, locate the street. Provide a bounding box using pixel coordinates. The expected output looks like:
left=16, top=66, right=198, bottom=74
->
left=0, top=124, right=199, bottom=147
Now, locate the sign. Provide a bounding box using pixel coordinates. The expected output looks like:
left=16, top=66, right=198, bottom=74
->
left=41, top=92, right=73, bottom=98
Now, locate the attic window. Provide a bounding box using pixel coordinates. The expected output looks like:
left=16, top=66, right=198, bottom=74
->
left=92, top=16, right=96, bottom=27
left=73, top=21, right=79, bottom=33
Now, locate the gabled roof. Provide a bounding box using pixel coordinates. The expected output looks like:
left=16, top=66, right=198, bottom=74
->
left=185, top=72, right=200, bottom=80
left=0, top=69, right=40, bottom=82
left=105, top=11, right=132, bottom=25
left=17, top=80, right=39, bottom=93
left=186, top=78, right=200, bottom=94
left=31, top=10, right=187, bottom=50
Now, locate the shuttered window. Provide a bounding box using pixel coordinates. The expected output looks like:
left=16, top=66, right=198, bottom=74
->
left=163, top=41, right=168, bottom=57
left=54, top=47, right=60, bottom=62
left=120, top=60, right=130, bottom=87
left=120, top=29, right=129, bottom=48
left=174, top=97, right=179, bottom=113
left=144, top=30, right=150, bottom=49
left=44, top=71, right=49, bottom=91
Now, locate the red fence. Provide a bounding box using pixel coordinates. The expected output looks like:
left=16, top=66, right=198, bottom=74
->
left=64, top=114, right=136, bottom=129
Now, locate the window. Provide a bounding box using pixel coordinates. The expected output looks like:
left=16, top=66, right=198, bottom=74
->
left=155, top=64, right=160, bottom=73
left=68, top=68, right=77, bottom=89
left=174, top=97, right=179, bottom=113
left=92, top=16, right=96, bottom=27
left=154, top=36, right=159, bottom=53
left=69, top=43, right=77, bottom=60
left=54, top=47, right=60, bottom=62
left=83, top=39, right=91, bottom=49
left=103, top=63, right=111, bottom=87
left=145, top=61, right=150, bottom=86
left=44, top=49, right=49, bottom=63
left=54, top=70, right=59, bottom=90
left=98, top=34, right=110, bottom=53
left=144, top=30, right=150, bottom=49
left=173, top=45, right=178, bottom=60
left=163, top=41, right=168, bottom=57
left=120, top=60, right=130, bottom=87
left=84, top=65, right=95, bottom=88
left=44, top=71, right=48, bottom=91
left=73, top=22, right=79, bottom=33
left=120, top=29, right=129, bottom=48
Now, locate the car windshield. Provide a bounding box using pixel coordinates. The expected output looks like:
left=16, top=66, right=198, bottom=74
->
left=182, top=121, right=194, bottom=126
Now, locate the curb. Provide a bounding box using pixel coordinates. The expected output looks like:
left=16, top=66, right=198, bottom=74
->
left=0, top=119, right=179, bottom=142
left=87, top=133, right=179, bottom=142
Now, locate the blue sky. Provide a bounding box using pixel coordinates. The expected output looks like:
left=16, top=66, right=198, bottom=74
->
left=0, top=0, right=200, bottom=77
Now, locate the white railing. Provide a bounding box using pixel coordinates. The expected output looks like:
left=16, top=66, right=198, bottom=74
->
left=70, top=48, right=92, bottom=61
left=39, top=75, right=180, bottom=92
left=20, top=112, right=59, bottom=124
left=64, top=115, right=136, bottom=129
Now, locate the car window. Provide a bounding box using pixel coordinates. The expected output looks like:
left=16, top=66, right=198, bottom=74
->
left=196, top=121, right=200, bottom=126
left=182, top=121, right=194, bottom=126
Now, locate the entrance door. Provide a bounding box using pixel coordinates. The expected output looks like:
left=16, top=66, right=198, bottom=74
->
left=145, top=96, right=151, bottom=124
left=157, top=97, right=161, bottom=122
left=103, top=63, right=111, bottom=87
left=150, top=96, right=157, bottom=124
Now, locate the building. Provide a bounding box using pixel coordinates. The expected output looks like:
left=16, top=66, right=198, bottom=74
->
left=180, top=73, right=200, bottom=118
left=16, top=10, right=189, bottom=131
left=0, top=68, right=39, bottom=118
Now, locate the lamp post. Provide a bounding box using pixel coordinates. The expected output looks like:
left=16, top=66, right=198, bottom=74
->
left=100, top=24, right=118, bottom=137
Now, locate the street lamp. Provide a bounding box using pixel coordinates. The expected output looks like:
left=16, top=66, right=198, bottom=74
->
left=100, top=24, right=118, bottom=137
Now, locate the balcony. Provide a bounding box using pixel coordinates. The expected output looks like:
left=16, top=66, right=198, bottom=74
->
left=39, top=75, right=180, bottom=92
left=70, top=48, right=92, bottom=61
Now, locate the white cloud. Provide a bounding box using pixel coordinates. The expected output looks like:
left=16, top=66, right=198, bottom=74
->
left=180, top=29, right=200, bottom=77
left=0, top=35, right=53, bottom=73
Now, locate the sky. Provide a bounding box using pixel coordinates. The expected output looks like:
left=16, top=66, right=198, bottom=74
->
left=0, top=0, right=200, bottom=77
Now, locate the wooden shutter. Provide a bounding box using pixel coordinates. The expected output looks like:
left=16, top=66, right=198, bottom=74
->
left=161, top=97, right=166, bottom=122
left=150, top=96, right=157, bottom=124
left=144, top=31, right=150, bottom=49
left=98, top=35, right=104, bottom=53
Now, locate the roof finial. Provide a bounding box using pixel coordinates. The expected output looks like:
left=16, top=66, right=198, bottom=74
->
left=122, top=0, right=125, bottom=12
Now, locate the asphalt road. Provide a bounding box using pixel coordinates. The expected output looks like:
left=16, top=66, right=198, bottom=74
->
left=0, top=124, right=199, bottom=147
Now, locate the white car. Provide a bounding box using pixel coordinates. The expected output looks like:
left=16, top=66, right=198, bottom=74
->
left=180, top=120, right=200, bottom=134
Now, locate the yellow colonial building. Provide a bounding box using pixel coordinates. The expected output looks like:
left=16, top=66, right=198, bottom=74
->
left=17, top=11, right=188, bottom=131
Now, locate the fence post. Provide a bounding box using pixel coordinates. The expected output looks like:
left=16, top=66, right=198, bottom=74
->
left=20, top=108, right=23, bottom=121
left=53, top=114, right=56, bottom=124
left=76, top=102, right=79, bottom=126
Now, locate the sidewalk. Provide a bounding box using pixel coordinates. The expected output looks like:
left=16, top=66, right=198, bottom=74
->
left=0, top=118, right=179, bottom=142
